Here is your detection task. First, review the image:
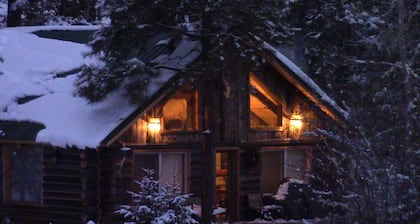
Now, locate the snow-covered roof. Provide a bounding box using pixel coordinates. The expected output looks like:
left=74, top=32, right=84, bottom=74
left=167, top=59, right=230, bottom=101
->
left=258, top=38, right=349, bottom=122
left=0, top=26, right=200, bottom=148
left=0, top=26, right=345, bottom=148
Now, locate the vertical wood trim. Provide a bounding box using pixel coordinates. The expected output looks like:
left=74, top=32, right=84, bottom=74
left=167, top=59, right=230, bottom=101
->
left=2, top=145, right=10, bottom=202
left=186, top=149, right=191, bottom=194
left=232, top=149, right=240, bottom=220
left=277, top=103, right=283, bottom=126
left=215, top=147, right=239, bottom=220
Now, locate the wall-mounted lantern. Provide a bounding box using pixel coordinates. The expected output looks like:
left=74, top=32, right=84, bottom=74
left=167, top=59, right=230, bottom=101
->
left=290, top=114, right=303, bottom=130
left=147, top=117, right=161, bottom=143
left=289, top=114, right=303, bottom=139
left=148, top=117, right=161, bottom=133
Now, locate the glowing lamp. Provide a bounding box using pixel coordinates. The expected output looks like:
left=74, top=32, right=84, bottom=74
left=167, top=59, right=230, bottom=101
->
left=290, top=114, right=303, bottom=130
left=148, top=117, right=161, bottom=133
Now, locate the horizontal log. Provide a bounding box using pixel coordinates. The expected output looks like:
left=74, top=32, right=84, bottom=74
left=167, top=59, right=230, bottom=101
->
left=44, top=199, right=83, bottom=207
left=44, top=176, right=81, bottom=183
left=43, top=182, right=82, bottom=191
left=43, top=191, right=81, bottom=199
left=45, top=168, right=81, bottom=176
left=44, top=161, right=82, bottom=169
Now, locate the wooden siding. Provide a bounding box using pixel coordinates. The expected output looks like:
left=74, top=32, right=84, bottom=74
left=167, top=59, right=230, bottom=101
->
left=110, top=59, right=330, bottom=222
left=0, top=145, right=87, bottom=224
left=162, top=131, right=201, bottom=143
left=0, top=145, right=3, bottom=214
left=118, top=61, right=325, bottom=146
left=107, top=146, right=133, bottom=224
left=80, top=149, right=100, bottom=223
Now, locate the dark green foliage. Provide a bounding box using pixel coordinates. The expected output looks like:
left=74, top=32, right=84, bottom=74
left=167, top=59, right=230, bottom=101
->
left=6, top=0, right=99, bottom=27
left=281, top=0, right=418, bottom=223
left=0, top=214, right=12, bottom=224
left=76, top=0, right=292, bottom=103
left=116, top=169, right=198, bottom=224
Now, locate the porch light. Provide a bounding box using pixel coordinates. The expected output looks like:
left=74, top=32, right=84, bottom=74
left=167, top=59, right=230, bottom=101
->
left=290, top=114, right=303, bottom=130
left=148, top=117, right=161, bottom=133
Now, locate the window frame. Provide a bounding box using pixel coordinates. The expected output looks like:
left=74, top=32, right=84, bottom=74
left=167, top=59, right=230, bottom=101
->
left=260, top=147, right=311, bottom=193
left=132, top=149, right=190, bottom=193
left=161, top=86, right=199, bottom=133
left=3, top=144, right=43, bottom=205
left=249, top=73, right=283, bottom=130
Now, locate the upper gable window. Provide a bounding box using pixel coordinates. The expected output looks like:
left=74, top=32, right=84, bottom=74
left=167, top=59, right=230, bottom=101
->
left=249, top=73, right=282, bottom=129
left=162, top=87, right=198, bottom=131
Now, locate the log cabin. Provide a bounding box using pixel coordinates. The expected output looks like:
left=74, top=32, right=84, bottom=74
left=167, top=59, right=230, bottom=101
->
left=0, top=26, right=348, bottom=223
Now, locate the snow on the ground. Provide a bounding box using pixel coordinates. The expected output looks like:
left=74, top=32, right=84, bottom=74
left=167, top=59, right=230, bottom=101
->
left=0, top=26, right=136, bottom=149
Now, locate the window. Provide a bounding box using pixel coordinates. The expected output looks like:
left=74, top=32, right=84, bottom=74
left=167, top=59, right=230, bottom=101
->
left=134, top=152, right=187, bottom=193
left=261, top=148, right=310, bottom=193
left=162, top=87, right=197, bottom=131
left=249, top=74, right=282, bottom=129
left=3, top=145, right=42, bottom=203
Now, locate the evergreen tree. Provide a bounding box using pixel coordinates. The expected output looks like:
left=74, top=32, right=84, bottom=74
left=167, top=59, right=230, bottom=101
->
left=6, top=0, right=100, bottom=26
left=281, top=0, right=419, bottom=222
left=76, top=2, right=292, bottom=223
left=116, top=169, right=197, bottom=224
left=76, top=0, right=418, bottom=223
left=76, top=0, right=291, bottom=102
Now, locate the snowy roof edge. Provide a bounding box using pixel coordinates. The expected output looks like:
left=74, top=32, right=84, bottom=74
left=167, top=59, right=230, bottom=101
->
left=256, top=37, right=350, bottom=122
left=4, top=25, right=101, bottom=33
left=99, top=70, right=188, bottom=147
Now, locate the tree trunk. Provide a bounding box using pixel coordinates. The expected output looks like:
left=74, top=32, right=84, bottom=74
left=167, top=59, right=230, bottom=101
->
left=7, top=0, right=22, bottom=27
left=200, top=63, right=216, bottom=224
left=200, top=2, right=216, bottom=224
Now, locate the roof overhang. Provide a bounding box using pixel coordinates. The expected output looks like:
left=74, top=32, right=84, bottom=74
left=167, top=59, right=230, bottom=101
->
left=0, top=120, right=45, bottom=142
left=268, top=58, right=346, bottom=123
left=99, top=73, right=186, bottom=147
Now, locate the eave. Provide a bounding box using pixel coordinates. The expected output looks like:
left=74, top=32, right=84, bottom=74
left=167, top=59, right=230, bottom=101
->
left=99, top=73, right=185, bottom=147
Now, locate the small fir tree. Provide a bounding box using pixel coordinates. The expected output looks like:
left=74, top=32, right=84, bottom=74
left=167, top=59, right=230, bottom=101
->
left=115, top=169, right=198, bottom=224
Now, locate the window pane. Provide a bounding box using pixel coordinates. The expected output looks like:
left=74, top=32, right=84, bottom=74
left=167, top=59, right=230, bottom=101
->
left=285, top=150, right=307, bottom=181
left=250, top=94, right=278, bottom=127
left=163, top=98, right=188, bottom=131
left=134, top=153, right=186, bottom=193
left=134, top=154, right=159, bottom=180
left=249, top=74, right=281, bottom=128
left=261, top=151, right=284, bottom=193
left=10, top=146, right=42, bottom=203
left=160, top=154, right=185, bottom=192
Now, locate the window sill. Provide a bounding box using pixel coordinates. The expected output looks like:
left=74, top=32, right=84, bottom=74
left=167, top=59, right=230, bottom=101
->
left=162, top=130, right=200, bottom=135
left=249, top=126, right=284, bottom=132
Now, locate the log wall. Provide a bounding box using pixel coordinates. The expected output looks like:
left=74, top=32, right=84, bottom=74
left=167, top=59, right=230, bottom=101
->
left=0, top=145, right=88, bottom=224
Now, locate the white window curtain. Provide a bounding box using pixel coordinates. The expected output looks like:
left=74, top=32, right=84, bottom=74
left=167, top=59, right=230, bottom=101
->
left=160, top=153, right=185, bottom=191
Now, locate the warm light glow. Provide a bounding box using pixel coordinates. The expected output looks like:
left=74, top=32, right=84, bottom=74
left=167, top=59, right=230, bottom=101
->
left=290, top=114, right=303, bottom=130
left=148, top=117, right=161, bottom=133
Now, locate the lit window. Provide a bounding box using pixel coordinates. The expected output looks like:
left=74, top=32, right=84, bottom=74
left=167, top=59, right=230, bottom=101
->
left=134, top=152, right=187, bottom=193
left=4, top=145, right=42, bottom=203
left=163, top=98, right=188, bottom=130
left=261, top=149, right=309, bottom=193
left=249, top=74, right=282, bottom=129
left=162, top=88, right=197, bottom=131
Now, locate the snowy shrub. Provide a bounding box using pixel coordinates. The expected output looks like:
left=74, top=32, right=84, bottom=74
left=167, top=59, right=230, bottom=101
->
left=0, top=215, right=12, bottom=224
left=115, top=169, right=198, bottom=224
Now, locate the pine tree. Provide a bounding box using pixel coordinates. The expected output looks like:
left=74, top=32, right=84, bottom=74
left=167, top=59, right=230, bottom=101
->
left=115, top=169, right=198, bottom=224
left=281, top=0, right=419, bottom=222
left=6, top=0, right=99, bottom=27
left=76, top=3, right=292, bottom=223
left=76, top=0, right=292, bottom=103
